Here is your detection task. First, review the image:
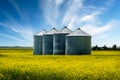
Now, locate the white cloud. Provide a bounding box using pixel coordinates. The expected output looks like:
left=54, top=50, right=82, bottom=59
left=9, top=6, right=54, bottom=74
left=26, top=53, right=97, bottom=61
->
left=0, top=22, right=33, bottom=41
left=0, top=11, right=34, bottom=41
left=67, top=17, right=76, bottom=29
left=9, top=0, right=21, bottom=15
left=60, top=0, right=118, bottom=41
left=9, top=0, right=29, bottom=23
left=0, top=33, right=33, bottom=46
left=41, top=0, right=60, bottom=27
left=40, top=0, right=118, bottom=41
left=81, top=11, right=100, bottom=22
left=61, top=0, right=83, bottom=26
left=41, top=0, right=84, bottom=28
left=0, top=33, right=25, bottom=42
left=0, top=2, right=34, bottom=46
left=81, top=20, right=117, bottom=36
left=55, top=0, right=63, bottom=5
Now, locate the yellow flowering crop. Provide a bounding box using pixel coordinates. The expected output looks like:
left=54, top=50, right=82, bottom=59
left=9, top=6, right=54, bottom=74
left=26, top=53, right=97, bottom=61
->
left=0, top=49, right=120, bottom=80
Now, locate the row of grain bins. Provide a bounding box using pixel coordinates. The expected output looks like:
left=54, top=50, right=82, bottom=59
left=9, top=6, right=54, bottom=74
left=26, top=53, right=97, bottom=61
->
left=33, top=27, right=91, bottom=55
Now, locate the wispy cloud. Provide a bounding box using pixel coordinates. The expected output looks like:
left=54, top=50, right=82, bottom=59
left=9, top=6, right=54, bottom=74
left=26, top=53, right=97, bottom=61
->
left=41, top=0, right=61, bottom=27
left=0, top=0, right=34, bottom=42
left=0, top=0, right=34, bottom=46
left=61, top=0, right=83, bottom=28
left=55, top=0, right=63, bottom=5
left=0, top=33, right=33, bottom=46
left=81, top=20, right=117, bottom=36
left=80, top=11, right=101, bottom=22
left=0, top=22, right=33, bottom=41
left=9, top=0, right=28, bottom=23
left=41, top=0, right=117, bottom=40
left=0, top=11, right=33, bottom=41
left=0, top=33, right=25, bottom=42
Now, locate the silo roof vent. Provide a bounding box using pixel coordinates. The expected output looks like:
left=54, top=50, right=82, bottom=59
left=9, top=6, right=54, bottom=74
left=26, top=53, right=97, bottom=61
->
left=77, top=28, right=81, bottom=30
left=64, top=26, right=67, bottom=28
left=54, top=26, right=72, bottom=34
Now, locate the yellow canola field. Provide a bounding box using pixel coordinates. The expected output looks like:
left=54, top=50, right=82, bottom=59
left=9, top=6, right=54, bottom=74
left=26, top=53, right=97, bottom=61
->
left=0, top=49, right=120, bottom=80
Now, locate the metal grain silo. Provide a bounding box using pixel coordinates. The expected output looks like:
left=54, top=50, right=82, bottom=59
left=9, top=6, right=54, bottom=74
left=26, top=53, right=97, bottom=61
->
left=43, top=28, right=58, bottom=55
left=53, top=26, right=72, bottom=55
left=66, top=28, right=91, bottom=55
left=33, top=30, right=46, bottom=55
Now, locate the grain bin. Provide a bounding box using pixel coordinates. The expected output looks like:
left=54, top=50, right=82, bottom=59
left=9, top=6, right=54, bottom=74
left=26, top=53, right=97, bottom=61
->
left=33, top=30, right=46, bottom=55
left=53, top=26, right=72, bottom=55
left=43, top=28, right=58, bottom=55
left=66, top=28, right=91, bottom=55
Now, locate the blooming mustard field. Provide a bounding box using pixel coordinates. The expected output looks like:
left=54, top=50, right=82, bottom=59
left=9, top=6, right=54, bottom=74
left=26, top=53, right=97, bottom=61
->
left=0, top=49, right=120, bottom=80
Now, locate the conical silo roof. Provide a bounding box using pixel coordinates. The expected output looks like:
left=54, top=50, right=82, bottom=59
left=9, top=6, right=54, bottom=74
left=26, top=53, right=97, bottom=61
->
left=67, top=28, right=90, bottom=36
left=60, top=26, right=72, bottom=34
left=44, top=28, right=58, bottom=35
left=55, top=26, right=72, bottom=34
left=35, top=29, right=46, bottom=36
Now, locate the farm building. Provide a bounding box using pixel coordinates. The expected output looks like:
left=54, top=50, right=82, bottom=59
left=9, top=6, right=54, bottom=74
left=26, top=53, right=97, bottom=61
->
left=53, top=26, right=72, bottom=55
left=43, top=28, right=58, bottom=55
left=33, top=30, right=46, bottom=55
left=66, top=28, right=91, bottom=55
left=33, top=27, right=91, bottom=55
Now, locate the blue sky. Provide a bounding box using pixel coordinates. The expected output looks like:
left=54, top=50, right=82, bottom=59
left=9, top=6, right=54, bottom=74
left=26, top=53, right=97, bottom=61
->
left=0, top=0, right=120, bottom=47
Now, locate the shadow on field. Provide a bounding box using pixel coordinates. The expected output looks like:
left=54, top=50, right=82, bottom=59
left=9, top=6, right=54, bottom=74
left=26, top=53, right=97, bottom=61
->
left=0, top=54, right=8, bottom=57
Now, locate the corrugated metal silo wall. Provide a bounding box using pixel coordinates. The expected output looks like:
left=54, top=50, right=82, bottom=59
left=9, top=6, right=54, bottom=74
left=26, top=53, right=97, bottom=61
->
left=43, top=35, right=53, bottom=55
left=33, top=36, right=43, bottom=55
left=53, top=34, right=67, bottom=55
left=66, top=36, right=91, bottom=55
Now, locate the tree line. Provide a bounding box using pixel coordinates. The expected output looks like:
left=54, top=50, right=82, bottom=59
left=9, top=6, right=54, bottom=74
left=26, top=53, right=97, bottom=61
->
left=92, top=44, right=120, bottom=50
